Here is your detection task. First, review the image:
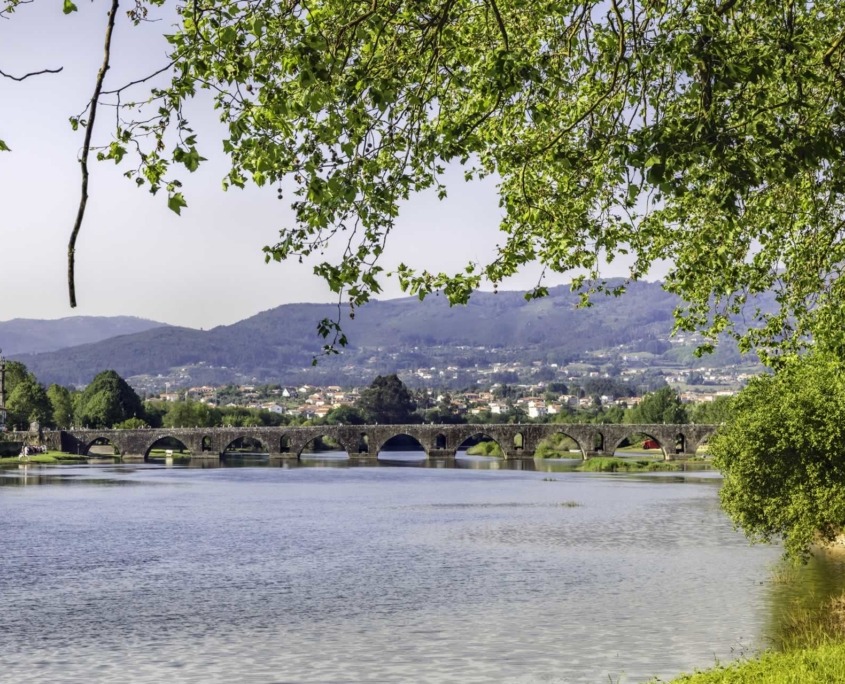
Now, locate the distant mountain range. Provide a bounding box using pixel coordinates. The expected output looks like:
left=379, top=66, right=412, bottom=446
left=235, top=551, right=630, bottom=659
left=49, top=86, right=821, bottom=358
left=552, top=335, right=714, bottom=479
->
left=0, top=316, right=167, bottom=356
left=5, top=281, right=758, bottom=388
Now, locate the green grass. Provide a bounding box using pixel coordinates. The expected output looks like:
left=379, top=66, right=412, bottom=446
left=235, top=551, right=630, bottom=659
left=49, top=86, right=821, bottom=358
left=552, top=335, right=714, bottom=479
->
left=0, top=451, right=89, bottom=465
left=774, top=593, right=845, bottom=652
left=465, top=441, right=503, bottom=457
left=664, top=642, right=845, bottom=683
left=577, top=457, right=679, bottom=472
left=536, top=447, right=581, bottom=459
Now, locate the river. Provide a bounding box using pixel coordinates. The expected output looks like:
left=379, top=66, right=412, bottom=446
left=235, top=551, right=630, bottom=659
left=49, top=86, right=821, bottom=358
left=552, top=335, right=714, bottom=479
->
left=0, top=457, right=837, bottom=683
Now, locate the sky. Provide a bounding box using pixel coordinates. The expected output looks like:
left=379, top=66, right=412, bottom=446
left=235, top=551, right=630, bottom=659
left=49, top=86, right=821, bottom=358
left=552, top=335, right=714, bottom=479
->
left=0, top=2, right=655, bottom=330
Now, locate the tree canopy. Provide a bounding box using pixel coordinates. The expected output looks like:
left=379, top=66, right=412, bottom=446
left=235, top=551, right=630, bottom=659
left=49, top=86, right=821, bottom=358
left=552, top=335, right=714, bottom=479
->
left=627, top=385, right=687, bottom=424
left=712, top=352, right=845, bottom=560
left=46, top=384, right=74, bottom=429
left=356, top=374, right=418, bottom=423
left=74, top=369, right=145, bottom=428
left=6, top=376, right=52, bottom=429
left=5, top=0, right=845, bottom=357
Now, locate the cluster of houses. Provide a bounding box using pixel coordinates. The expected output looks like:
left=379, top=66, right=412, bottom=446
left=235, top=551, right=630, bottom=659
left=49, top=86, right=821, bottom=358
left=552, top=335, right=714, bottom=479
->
left=167, top=384, right=361, bottom=420
left=150, top=381, right=738, bottom=421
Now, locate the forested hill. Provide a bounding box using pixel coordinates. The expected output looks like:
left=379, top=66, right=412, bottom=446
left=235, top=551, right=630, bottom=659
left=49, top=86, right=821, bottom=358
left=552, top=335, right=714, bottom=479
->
left=0, top=316, right=167, bottom=356
left=10, top=281, right=752, bottom=387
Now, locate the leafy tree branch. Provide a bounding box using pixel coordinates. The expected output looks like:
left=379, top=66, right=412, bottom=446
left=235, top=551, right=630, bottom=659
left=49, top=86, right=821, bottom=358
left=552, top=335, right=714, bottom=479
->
left=6, top=0, right=845, bottom=360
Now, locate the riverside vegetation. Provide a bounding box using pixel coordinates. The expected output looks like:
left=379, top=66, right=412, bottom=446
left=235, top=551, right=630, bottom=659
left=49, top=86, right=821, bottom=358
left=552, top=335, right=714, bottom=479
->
left=665, top=563, right=845, bottom=683
left=662, top=352, right=845, bottom=682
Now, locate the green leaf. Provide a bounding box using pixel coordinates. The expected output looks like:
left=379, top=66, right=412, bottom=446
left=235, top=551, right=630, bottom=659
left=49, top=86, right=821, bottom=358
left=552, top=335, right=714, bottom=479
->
left=167, top=192, right=188, bottom=215
left=62, top=0, right=78, bottom=13
left=0, top=139, right=10, bottom=152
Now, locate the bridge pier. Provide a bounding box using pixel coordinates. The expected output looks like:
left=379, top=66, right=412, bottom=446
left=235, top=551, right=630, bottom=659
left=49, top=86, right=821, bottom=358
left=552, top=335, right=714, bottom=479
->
left=428, top=456, right=457, bottom=468
left=427, top=449, right=457, bottom=460
left=121, top=454, right=145, bottom=463
left=349, top=453, right=379, bottom=465
left=190, top=452, right=221, bottom=460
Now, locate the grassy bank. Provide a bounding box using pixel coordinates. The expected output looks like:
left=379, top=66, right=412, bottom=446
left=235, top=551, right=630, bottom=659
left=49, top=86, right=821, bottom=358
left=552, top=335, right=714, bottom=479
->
left=578, top=457, right=679, bottom=472
left=0, top=452, right=89, bottom=465
left=666, top=642, right=845, bottom=683
left=665, top=568, right=845, bottom=683
left=465, top=441, right=503, bottom=457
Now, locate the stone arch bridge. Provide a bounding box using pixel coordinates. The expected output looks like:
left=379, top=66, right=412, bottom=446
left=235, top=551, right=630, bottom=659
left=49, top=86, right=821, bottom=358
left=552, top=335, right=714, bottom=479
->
left=41, top=423, right=717, bottom=463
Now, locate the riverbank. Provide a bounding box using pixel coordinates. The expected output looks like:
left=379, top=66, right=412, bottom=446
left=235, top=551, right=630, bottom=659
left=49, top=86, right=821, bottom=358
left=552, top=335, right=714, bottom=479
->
left=667, top=641, right=845, bottom=682
left=667, top=557, right=845, bottom=683
left=0, top=452, right=88, bottom=465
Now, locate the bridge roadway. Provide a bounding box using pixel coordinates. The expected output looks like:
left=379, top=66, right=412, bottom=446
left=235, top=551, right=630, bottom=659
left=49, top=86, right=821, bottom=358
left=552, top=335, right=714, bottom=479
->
left=40, top=423, right=718, bottom=463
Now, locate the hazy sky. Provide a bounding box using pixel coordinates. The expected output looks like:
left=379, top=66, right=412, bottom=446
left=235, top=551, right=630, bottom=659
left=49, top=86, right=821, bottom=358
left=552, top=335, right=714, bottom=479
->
left=1, top=3, right=653, bottom=330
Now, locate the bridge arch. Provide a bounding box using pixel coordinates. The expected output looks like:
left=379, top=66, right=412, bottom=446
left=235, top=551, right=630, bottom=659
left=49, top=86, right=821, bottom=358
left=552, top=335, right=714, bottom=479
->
left=143, top=435, right=191, bottom=460
left=222, top=434, right=270, bottom=454
left=295, top=433, right=352, bottom=459
left=374, top=433, right=427, bottom=461
left=455, top=431, right=504, bottom=458
left=534, top=430, right=587, bottom=459
left=85, top=435, right=122, bottom=457
left=609, top=430, right=669, bottom=459
left=355, top=432, right=371, bottom=454
left=278, top=434, right=292, bottom=454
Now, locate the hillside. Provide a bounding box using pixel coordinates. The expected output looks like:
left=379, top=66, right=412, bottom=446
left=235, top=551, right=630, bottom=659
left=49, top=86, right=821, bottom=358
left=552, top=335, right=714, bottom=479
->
left=0, top=316, right=168, bottom=356
left=10, top=281, right=758, bottom=388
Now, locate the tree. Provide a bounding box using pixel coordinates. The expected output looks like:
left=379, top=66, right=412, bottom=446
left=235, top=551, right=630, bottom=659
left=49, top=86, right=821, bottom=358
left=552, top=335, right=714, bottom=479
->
left=7, top=1, right=845, bottom=358
left=6, top=378, right=52, bottom=429
left=324, top=405, right=366, bottom=425
left=356, top=374, right=418, bottom=424
left=46, top=384, right=75, bottom=429
left=163, top=400, right=218, bottom=428
left=688, top=395, right=734, bottom=424
left=74, top=370, right=144, bottom=428
left=142, top=401, right=166, bottom=428
left=628, top=386, right=687, bottom=424
left=115, top=416, right=149, bottom=429
left=2, top=361, right=32, bottom=397
left=712, top=353, right=845, bottom=560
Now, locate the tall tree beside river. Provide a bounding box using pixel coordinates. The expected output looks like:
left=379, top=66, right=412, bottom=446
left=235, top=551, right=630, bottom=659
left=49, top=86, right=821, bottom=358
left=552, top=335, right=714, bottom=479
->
left=713, top=352, right=845, bottom=560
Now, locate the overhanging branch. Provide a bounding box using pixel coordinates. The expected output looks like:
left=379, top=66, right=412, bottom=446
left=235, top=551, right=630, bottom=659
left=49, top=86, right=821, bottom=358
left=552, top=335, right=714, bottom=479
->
left=0, top=65, right=62, bottom=81
left=68, top=0, right=120, bottom=308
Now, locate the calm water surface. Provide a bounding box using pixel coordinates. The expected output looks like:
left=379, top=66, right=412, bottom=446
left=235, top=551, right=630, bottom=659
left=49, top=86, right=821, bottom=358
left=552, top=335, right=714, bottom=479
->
left=0, top=457, right=815, bottom=683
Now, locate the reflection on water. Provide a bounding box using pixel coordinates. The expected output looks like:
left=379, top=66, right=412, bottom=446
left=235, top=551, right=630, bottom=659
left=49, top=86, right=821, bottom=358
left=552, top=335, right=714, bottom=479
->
left=0, top=465, right=141, bottom=487
left=0, top=458, right=783, bottom=683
